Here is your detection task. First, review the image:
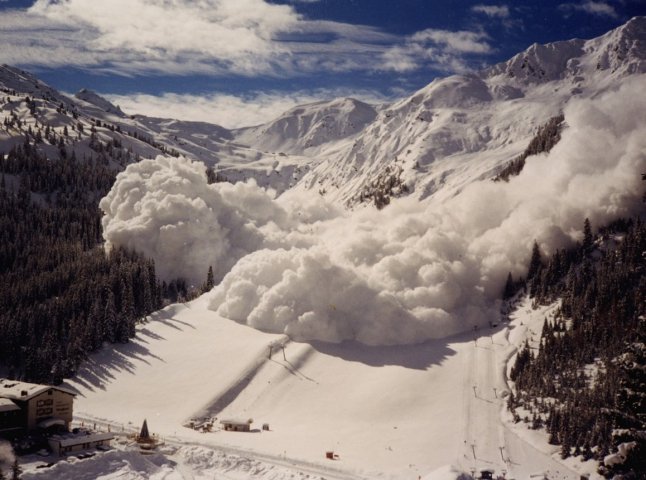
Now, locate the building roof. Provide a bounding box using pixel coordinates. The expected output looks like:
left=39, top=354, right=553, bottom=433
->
left=0, top=397, right=19, bottom=412
left=220, top=418, right=252, bottom=425
left=49, top=431, right=114, bottom=448
left=0, top=378, right=76, bottom=401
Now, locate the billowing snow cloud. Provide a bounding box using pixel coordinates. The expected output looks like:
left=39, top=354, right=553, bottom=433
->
left=101, top=77, right=646, bottom=345
left=100, top=156, right=296, bottom=285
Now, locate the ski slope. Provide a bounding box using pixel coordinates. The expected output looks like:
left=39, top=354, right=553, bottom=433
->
left=37, top=295, right=594, bottom=480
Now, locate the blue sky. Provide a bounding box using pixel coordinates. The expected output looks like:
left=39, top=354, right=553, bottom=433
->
left=1, top=0, right=644, bottom=127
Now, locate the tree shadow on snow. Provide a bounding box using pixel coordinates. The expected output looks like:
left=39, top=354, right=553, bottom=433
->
left=65, top=304, right=197, bottom=395
left=65, top=335, right=166, bottom=394
left=144, top=303, right=197, bottom=330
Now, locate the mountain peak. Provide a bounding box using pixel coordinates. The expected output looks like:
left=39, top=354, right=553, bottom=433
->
left=482, top=37, right=586, bottom=83
left=482, top=16, right=646, bottom=84
left=620, top=15, right=646, bottom=33
left=233, top=96, right=378, bottom=154
left=75, top=88, right=124, bottom=116
left=0, top=64, right=66, bottom=103
left=588, top=15, right=646, bottom=75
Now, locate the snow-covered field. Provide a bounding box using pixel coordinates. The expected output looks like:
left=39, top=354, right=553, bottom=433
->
left=10, top=296, right=588, bottom=479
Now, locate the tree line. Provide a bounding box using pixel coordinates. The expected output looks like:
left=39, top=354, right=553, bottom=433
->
left=506, top=215, right=645, bottom=477
left=0, top=134, right=188, bottom=385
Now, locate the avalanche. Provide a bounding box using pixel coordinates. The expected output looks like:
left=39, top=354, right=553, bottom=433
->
left=101, top=76, right=646, bottom=346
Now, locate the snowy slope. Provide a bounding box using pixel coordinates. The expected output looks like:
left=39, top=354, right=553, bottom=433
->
left=483, top=16, right=646, bottom=84
left=75, top=88, right=126, bottom=117
left=50, top=295, right=587, bottom=480
left=0, top=67, right=307, bottom=194
left=233, top=97, right=378, bottom=155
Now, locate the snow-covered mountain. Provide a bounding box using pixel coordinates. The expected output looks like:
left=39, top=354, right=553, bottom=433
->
left=3, top=18, right=645, bottom=207
left=75, top=88, right=126, bottom=117
left=233, top=97, right=378, bottom=154
left=289, top=16, right=646, bottom=205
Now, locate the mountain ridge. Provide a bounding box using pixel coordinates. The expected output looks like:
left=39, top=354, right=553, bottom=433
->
left=1, top=17, right=645, bottom=206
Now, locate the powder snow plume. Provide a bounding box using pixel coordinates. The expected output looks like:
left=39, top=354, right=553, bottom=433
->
left=101, top=76, right=646, bottom=345
left=99, top=155, right=338, bottom=285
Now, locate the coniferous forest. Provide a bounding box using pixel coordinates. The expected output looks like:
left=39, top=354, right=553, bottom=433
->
left=493, top=114, right=565, bottom=183
left=507, top=212, right=645, bottom=476
left=0, top=138, right=166, bottom=384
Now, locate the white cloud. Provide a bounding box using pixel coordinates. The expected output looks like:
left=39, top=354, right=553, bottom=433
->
left=559, top=1, right=619, bottom=19
left=471, top=5, right=510, bottom=18
left=24, top=0, right=298, bottom=75
left=381, top=46, right=419, bottom=73
left=0, top=0, right=389, bottom=76
left=411, top=29, right=492, bottom=54
left=101, top=76, right=646, bottom=346
left=104, top=88, right=388, bottom=128
left=0, top=0, right=493, bottom=77
left=381, top=29, right=492, bottom=73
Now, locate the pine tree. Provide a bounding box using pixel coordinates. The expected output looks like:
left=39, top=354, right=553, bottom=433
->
left=527, top=241, right=542, bottom=280
left=503, top=272, right=515, bottom=299
left=205, top=165, right=217, bottom=184
left=202, top=265, right=215, bottom=293
left=582, top=218, right=593, bottom=256
left=104, top=289, right=117, bottom=343
left=119, top=273, right=135, bottom=341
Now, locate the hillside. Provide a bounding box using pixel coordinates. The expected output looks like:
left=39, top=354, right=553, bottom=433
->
left=2, top=20, right=645, bottom=206
left=54, top=295, right=582, bottom=480
left=291, top=16, right=646, bottom=206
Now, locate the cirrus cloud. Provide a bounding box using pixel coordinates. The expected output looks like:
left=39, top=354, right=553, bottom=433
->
left=25, top=0, right=298, bottom=76
left=558, top=1, right=619, bottom=19
left=381, top=29, right=492, bottom=73
left=471, top=5, right=510, bottom=18
left=0, top=0, right=497, bottom=78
